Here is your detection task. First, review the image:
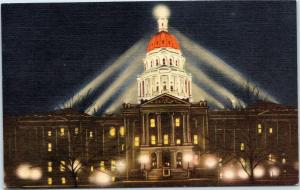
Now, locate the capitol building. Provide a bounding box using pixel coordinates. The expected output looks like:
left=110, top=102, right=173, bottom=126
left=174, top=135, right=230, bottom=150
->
left=3, top=7, right=298, bottom=188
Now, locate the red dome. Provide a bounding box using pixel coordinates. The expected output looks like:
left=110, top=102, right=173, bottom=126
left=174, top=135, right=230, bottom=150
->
left=147, top=31, right=180, bottom=52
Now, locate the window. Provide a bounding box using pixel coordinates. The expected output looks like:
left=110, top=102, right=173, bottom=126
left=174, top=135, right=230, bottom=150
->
left=269, top=127, right=273, bottom=134
left=109, top=127, right=116, bottom=137
left=156, top=60, right=158, bottom=66
left=175, top=118, right=180, bottom=127
left=163, top=59, right=166, bottom=65
left=48, top=162, right=52, bottom=172
left=268, top=154, right=272, bottom=161
left=89, top=131, right=93, bottom=138
left=282, top=158, right=286, bottom=164
left=48, top=177, right=52, bottom=185
left=48, top=143, right=52, bottom=152
left=150, top=119, right=156, bottom=128
left=163, top=134, right=169, bottom=145
left=151, top=135, right=156, bottom=145
left=193, top=135, right=198, bottom=145
left=176, top=139, right=181, bottom=145
left=111, top=160, right=116, bottom=171
left=170, top=59, right=172, bottom=65
left=119, top=126, right=125, bottom=137
left=156, top=86, right=159, bottom=91
left=90, top=166, right=94, bottom=172
left=134, top=136, right=140, bottom=147
left=100, top=161, right=105, bottom=171
left=61, top=177, right=66, bottom=184
left=121, top=144, right=125, bottom=151
left=257, top=124, right=262, bottom=134
left=240, top=143, right=244, bottom=151
left=60, top=128, right=65, bottom=136
left=170, top=86, right=174, bottom=91
left=48, top=130, right=52, bottom=137
left=60, top=161, right=65, bottom=172
left=75, top=127, right=79, bottom=134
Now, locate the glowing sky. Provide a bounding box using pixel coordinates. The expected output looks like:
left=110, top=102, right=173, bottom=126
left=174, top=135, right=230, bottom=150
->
left=2, top=1, right=296, bottom=115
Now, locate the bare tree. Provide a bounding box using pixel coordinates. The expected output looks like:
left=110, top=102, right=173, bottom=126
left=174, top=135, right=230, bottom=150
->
left=49, top=128, right=87, bottom=187
left=209, top=81, right=278, bottom=184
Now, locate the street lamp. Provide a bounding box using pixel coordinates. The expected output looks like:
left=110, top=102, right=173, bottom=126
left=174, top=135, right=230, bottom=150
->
left=89, top=171, right=112, bottom=187
left=183, top=152, right=193, bottom=178
left=16, top=164, right=42, bottom=181
left=139, top=154, right=150, bottom=180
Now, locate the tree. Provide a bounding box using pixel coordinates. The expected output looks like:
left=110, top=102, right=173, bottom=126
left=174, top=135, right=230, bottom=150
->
left=49, top=127, right=87, bottom=187
left=210, top=81, right=278, bottom=184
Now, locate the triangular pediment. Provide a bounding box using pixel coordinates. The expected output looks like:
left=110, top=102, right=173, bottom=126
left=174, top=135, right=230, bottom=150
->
left=141, top=93, right=190, bottom=106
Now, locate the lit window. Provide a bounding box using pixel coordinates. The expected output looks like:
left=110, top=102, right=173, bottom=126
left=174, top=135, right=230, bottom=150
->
left=112, top=176, right=116, bottom=182
left=193, top=135, right=198, bottom=145
left=119, top=126, right=125, bottom=137
left=109, top=127, right=116, bottom=137
left=121, top=144, right=125, bottom=151
left=89, top=131, right=93, bottom=138
left=151, top=135, right=156, bottom=145
left=257, top=124, right=262, bottom=134
left=48, top=143, right=52, bottom=152
left=61, top=177, right=66, bottom=184
left=268, top=154, right=272, bottom=161
left=111, top=160, right=116, bottom=171
left=75, top=127, right=79, bottom=134
left=240, top=143, right=244, bottom=151
left=90, top=166, right=94, bottom=172
left=175, top=118, right=180, bottom=127
left=134, top=136, right=140, bottom=147
left=150, top=119, right=156, bottom=128
left=176, top=139, right=181, bottom=145
left=282, top=158, right=286, bottom=164
left=48, top=177, right=52, bottom=185
left=60, top=128, right=65, bottom=136
left=100, top=161, right=105, bottom=171
left=269, top=128, right=273, bottom=134
left=48, top=162, right=52, bottom=172
left=48, top=130, right=52, bottom=137
left=60, top=161, right=65, bottom=172
left=163, top=134, right=169, bottom=145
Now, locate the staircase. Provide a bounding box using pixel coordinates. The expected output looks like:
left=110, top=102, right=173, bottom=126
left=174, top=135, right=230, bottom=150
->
left=147, top=169, right=163, bottom=180
left=170, top=168, right=188, bottom=179
left=147, top=168, right=188, bottom=180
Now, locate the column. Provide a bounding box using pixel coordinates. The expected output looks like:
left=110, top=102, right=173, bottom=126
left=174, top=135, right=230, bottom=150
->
left=187, top=114, right=191, bottom=144
left=142, top=114, right=146, bottom=145
left=157, top=114, right=162, bottom=145
left=183, top=114, right=187, bottom=144
left=157, top=150, right=162, bottom=168
left=146, top=113, right=150, bottom=146
left=171, top=113, right=175, bottom=145
left=170, top=150, right=176, bottom=168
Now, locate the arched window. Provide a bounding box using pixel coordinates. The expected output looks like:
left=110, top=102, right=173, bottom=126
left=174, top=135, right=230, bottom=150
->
left=163, top=59, right=166, bottom=65
left=176, top=152, right=183, bottom=168
left=151, top=153, right=157, bottom=168
left=170, top=59, right=172, bottom=65
left=156, top=59, right=158, bottom=66
left=109, top=127, right=116, bottom=137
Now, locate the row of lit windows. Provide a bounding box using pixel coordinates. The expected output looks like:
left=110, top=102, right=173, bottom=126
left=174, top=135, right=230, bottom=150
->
left=47, top=142, right=125, bottom=152
left=47, top=161, right=65, bottom=172
left=257, top=124, right=273, bottom=134
left=145, top=58, right=180, bottom=69
left=150, top=118, right=181, bottom=128
left=47, top=127, right=125, bottom=138
left=133, top=134, right=199, bottom=146
left=47, top=177, right=66, bottom=185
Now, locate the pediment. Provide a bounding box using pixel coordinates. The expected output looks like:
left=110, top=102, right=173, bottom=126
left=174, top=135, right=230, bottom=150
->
left=141, top=93, right=190, bottom=106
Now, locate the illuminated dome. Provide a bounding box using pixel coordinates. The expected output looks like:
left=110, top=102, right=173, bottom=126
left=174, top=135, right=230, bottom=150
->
left=147, top=31, right=180, bottom=52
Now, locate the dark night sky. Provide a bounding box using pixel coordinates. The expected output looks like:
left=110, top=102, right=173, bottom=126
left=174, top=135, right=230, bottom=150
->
left=2, top=1, right=297, bottom=115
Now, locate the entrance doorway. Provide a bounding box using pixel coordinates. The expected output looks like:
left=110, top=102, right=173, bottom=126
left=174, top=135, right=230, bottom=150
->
left=151, top=152, right=157, bottom=169
left=162, top=151, right=171, bottom=167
